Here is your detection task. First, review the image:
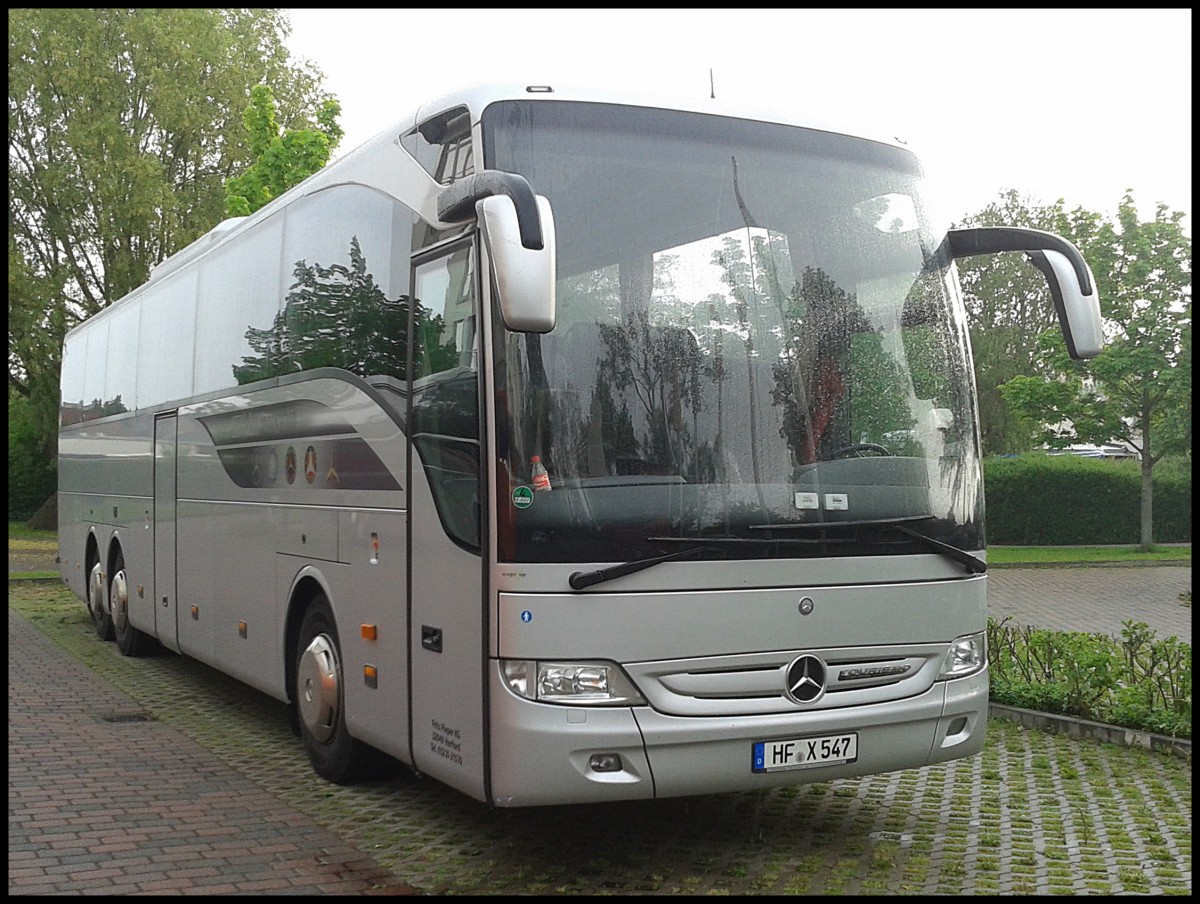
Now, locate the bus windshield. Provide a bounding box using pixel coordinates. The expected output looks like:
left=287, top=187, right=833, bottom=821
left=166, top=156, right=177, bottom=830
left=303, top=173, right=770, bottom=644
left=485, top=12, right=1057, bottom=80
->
left=482, top=100, right=982, bottom=565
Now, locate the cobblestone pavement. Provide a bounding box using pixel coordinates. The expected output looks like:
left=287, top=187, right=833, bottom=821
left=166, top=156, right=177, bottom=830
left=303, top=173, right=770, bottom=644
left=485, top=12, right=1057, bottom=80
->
left=7, top=606, right=417, bottom=895
left=8, top=570, right=1192, bottom=895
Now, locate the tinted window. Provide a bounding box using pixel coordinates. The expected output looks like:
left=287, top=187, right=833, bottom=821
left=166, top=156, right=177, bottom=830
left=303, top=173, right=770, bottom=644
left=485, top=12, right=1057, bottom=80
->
left=233, top=185, right=416, bottom=386
left=412, top=243, right=480, bottom=549
left=137, top=269, right=197, bottom=409
left=193, top=216, right=283, bottom=396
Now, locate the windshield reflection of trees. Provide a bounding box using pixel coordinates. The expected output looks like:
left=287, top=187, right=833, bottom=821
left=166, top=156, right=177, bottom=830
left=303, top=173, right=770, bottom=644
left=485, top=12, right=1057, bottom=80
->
left=542, top=240, right=929, bottom=489
left=596, top=310, right=705, bottom=477
left=514, top=227, right=984, bottom=558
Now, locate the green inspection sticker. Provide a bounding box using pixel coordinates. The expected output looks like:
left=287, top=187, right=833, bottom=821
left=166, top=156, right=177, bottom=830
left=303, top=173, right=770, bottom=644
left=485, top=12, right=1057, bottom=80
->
left=512, top=485, right=534, bottom=509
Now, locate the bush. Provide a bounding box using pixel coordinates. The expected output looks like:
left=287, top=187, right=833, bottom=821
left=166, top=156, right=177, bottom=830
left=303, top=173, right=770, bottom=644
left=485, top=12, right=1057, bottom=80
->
left=8, top=391, right=56, bottom=523
left=984, top=453, right=1191, bottom=544
left=987, top=617, right=1191, bottom=739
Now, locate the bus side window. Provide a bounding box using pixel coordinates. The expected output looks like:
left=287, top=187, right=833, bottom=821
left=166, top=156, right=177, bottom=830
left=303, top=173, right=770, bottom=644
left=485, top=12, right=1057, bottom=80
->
left=412, top=244, right=481, bottom=549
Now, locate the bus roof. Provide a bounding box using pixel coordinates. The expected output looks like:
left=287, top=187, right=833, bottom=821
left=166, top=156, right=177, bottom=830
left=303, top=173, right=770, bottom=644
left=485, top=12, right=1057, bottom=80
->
left=71, top=82, right=915, bottom=340
left=405, top=81, right=912, bottom=152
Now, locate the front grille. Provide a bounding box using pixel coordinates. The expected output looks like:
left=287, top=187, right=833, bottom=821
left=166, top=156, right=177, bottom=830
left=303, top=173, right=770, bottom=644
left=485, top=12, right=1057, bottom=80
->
left=625, top=643, right=946, bottom=717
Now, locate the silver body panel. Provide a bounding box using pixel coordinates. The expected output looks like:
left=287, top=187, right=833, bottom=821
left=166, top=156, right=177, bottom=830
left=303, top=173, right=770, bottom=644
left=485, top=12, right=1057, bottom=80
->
left=488, top=662, right=987, bottom=807
left=489, top=574, right=986, bottom=805
left=497, top=573, right=985, bottom=660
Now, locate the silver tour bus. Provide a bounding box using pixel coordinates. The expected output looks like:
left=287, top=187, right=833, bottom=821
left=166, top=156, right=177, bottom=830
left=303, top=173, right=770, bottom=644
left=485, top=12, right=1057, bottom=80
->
left=58, top=82, right=1103, bottom=806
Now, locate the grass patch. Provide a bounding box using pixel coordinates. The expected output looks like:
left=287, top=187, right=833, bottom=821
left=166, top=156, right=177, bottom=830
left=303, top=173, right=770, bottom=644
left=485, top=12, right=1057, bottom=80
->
left=7, top=521, right=57, bottom=542
left=988, top=545, right=1190, bottom=565
left=8, top=522, right=59, bottom=579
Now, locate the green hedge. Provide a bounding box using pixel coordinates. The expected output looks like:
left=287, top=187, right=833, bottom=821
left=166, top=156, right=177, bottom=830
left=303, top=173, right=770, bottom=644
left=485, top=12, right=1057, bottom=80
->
left=7, top=392, right=56, bottom=524
left=988, top=616, right=1191, bottom=739
left=983, top=454, right=1192, bottom=545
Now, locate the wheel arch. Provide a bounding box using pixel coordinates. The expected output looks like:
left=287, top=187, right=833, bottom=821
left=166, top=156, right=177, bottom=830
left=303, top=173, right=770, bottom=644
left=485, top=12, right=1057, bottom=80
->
left=283, top=567, right=336, bottom=708
left=84, top=529, right=101, bottom=573
left=105, top=531, right=125, bottom=577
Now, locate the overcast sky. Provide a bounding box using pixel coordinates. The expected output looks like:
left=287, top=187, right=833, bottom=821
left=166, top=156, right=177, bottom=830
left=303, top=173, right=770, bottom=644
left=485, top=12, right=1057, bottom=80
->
left=285, top=8, right=1191, bottom=232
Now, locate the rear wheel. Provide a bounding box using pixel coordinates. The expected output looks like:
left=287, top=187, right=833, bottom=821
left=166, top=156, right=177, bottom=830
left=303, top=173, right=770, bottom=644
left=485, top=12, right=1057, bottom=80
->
left=294, top=596, right=369, bottom=783
left=111, top=549, right=152, bottom=657
left=88, top=558, right=115, bottom=641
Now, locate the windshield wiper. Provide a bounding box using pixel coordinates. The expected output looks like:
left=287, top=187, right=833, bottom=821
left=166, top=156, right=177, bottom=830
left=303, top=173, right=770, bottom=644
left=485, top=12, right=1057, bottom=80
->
left=568, top=545, right=708, bottom=591
left=748, top=516, right=986, bottom=574
left=569, top=535, right=840, bottom=591
left=568, top=519, right=984, bottom=591
left=889, top=525, right=986, bottom=574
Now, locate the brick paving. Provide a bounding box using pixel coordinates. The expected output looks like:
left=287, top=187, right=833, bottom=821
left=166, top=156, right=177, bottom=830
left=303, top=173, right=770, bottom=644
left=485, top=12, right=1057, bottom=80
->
left=7, top=607, right=416, bottom=895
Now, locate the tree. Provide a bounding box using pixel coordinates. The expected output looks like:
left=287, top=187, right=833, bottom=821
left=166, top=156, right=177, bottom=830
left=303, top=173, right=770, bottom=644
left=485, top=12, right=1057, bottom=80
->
left=999, top=193, right=1191, bottom=549
left=953, top=190, right=1104, bottom=455
left=7, top=388, right=56, bottom=521
left=8, top=8, right=336, bottom=502
left=224, top=84, right=343, bottom=217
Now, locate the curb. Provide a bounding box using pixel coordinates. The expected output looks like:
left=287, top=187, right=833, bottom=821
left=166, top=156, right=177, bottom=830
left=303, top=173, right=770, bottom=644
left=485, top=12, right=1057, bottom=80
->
left=989, top=703, right=1191, bottom=760
left=989, top=560, right=1191, bottom=569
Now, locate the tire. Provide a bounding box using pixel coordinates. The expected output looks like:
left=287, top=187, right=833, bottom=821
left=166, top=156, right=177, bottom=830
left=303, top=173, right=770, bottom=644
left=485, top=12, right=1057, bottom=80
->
left=294, top=596, right=369, bottom=783
left=88, top=558, right=115, bottom=642
left=111, top=549, right=152, bottom=657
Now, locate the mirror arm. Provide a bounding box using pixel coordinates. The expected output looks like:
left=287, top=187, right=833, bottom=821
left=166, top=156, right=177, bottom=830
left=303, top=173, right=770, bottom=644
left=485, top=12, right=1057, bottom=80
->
left=946, top=227, right=1093, bottom=296
left=437, top=170, right=544, bottom=250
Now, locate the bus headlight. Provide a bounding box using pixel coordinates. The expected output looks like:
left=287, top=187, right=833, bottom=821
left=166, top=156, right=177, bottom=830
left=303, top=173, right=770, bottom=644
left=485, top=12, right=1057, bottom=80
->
left=938, top=631, right=986, bottom=679
left=501, top=659, right=646, bottom=705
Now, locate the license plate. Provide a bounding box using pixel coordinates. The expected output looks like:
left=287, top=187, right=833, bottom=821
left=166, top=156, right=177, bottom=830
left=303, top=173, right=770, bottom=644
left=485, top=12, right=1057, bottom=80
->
left=752, top=733, right=858, bottom=772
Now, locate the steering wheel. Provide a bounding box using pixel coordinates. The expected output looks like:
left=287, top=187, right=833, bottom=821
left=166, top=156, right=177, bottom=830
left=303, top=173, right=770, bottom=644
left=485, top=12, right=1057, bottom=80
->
left=832, top=442, right=891, bottom=459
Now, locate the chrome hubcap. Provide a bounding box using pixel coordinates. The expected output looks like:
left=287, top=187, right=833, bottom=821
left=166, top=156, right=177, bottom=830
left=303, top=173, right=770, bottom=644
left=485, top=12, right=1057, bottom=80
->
left=297, top=634, right=340, bottom=743
left=110, top=569, right=129, bottom=632
left=87, top=562, right=106, bottom=623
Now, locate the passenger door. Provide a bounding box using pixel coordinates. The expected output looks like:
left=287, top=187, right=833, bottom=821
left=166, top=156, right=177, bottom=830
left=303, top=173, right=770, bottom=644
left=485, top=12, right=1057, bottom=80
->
left=407, top=240, right=488, bottom=800
left=153, top=413, right=179, bottom=652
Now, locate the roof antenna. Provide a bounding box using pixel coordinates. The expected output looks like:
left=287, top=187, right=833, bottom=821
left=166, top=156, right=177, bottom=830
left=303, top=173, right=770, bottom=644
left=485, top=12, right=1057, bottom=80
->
left=710, top=68, right=716, bottom=99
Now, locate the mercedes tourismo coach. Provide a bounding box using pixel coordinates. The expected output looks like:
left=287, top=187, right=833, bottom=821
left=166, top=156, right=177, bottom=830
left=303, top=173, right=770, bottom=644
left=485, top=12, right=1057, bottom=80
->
left=58, top=82, right=1103, bottom=806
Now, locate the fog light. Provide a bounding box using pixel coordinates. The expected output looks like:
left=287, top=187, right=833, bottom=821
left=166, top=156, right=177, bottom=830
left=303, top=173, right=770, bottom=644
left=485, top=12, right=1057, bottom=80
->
left=588, top=753, right=623, bottom=773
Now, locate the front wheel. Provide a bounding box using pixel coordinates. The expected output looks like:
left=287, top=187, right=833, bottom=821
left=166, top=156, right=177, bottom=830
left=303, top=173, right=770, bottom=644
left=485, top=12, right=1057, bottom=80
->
left=294, top=596, right=369, bottom=783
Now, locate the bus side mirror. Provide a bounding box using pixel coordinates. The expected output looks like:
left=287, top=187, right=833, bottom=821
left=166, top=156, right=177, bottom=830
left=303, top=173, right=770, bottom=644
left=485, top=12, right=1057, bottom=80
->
left=478, top=194, right=557, bottom=334
left=438, top=170, right=557, bottom=334
left=1024, top=249, right=1103, bottom=360
left=946, top=226, right=1104, bottom=359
